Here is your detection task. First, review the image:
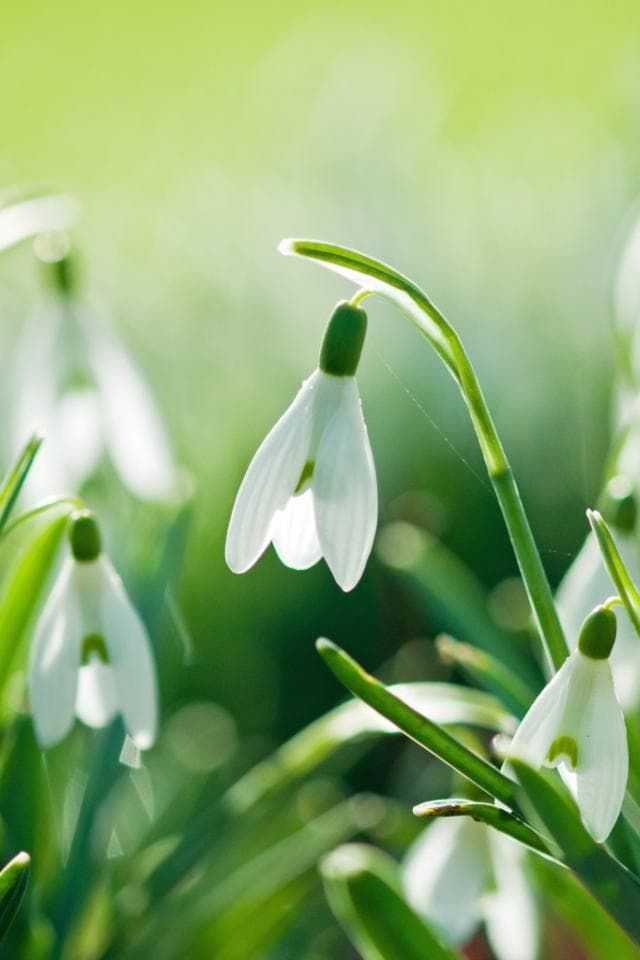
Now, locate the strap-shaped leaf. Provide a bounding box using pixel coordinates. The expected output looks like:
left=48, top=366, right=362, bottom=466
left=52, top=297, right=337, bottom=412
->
left=317, top=638, right=515, bottom=805
left=321, top=844, right=462, bottom=960
left=511, top=759, right=640, bottom=943
left=0, top=436, right=43, bottom=535
left=588, top=508, right=640, bottom=637
left=0, top=499, right=79, bottom=694
left=413, top=798, right=552, bottom=857
left=226, top=680, right=516, bottom=814
left=0, top=851, right=30, bottom=941
left=377, top=521, right=540, bottom=711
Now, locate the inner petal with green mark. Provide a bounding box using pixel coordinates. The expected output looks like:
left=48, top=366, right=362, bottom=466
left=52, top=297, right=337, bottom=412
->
left=81, top=633, right=110, bottom=665
left=294, top=459, right=315, bottom=494
left=545, top=735, right=578, bottom=770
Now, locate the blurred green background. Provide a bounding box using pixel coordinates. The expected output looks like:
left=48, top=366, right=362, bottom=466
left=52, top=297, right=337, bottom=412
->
left=0, top=4, right=639, bottom=951
left=1, top=0, right=638, bottom=741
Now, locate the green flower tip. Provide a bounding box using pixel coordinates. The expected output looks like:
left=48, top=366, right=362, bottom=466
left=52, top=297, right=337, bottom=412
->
left=277, top=238, right=296, bottom=256
left=546, top=735, right=578, bottom=769
left=4, top=852, right=30, bottom=872
left=319, top=301, right=368, bottom=377
left=69, top=510, right=102, bottom=562
left=316, top=637, right=338, bottom=656
left=600, top=475, right=637, bottom=533
left=81, top=633, right=109, bottom=665
left=578, top=604, right=617, bottom=660
left=321, top=843, right=371, bottom=881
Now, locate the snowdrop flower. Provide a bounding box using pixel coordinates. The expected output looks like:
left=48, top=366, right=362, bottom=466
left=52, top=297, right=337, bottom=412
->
left=402, top=817, right=537, bottom=960
left=556, top=511, right=640, bottom=710
left=29, top=510, right=158, bottom=750
left=506, top=604, right=628, bottom=842
left=13, top=252, right=181, bottom=503
left=226, top=301, right=377, bottom=592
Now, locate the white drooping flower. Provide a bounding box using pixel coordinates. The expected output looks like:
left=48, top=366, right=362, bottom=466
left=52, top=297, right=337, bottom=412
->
left=225, top=301, right=377, bottom=592
left=506, top=605, right=628, bottom=842
left=28, top=511, right=158, bottom=750
left=13, top=253, right=181, bottom=503
left=402, top=817, right=538, bottom=960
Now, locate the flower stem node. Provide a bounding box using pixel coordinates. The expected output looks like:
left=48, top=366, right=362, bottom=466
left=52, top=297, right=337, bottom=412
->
left=319, top=301, right=368, bottom=377
left=577, top=605, right=617, bottom=660
left=69, top=510, right=102, bottom=562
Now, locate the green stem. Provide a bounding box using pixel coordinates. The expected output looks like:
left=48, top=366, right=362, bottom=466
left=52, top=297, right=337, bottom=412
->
left=282, top=240, right=569, bottom=671
left=316, top=638, right=515, bottom=805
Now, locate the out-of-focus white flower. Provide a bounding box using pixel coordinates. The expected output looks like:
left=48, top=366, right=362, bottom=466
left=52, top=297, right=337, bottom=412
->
left=29, top=511, right=158, bottom=750
left=402, top=817, right=538, bottom=960
left=556, top=525, right=640, bottom=710
left=506, top=605, right=628, bottom=842
left=12, top=254, right=181, bottom=503
left=225, top=301, right=377, bottom=592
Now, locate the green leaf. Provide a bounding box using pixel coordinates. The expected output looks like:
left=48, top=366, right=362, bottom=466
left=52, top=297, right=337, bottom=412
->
left=436, top=634, right=536, bottom=717
left=316, top=638, right=515, bottom=805
left=0, top=498, right=78, bottom=695
left=0, top=435, right=43, bottom=535
left=413, top=798, right=552, bottom=856
left=511, top=759, right=640, bottom=943
left=532, top=855, right=640, bottom=960
left=225, top=680, right=516, bottom=815
left=321, top=843, right=462, bottom=960
left=0, top=851, right=30, bottom=942
left=588, top=508, right=640, bottom=638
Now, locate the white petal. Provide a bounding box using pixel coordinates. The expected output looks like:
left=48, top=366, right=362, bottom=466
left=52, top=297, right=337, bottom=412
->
left=271, top=488, right=322, bottom=570
left=97, top=558, right=158, bottom=750
left=402, top=817, right=490, bottom=945
left=574, top=657, right=628, bottom=842
left=556, top=532, right=640, bottom=710
left=28, top=559, right=81, bottom=748
left=225, top=373, right=317, bottom=573
left=75, top=659, right=119, bottom=728
left=58, top=388, right=103, bottom=487
left=505, top=655, right=574, bottom=771
left=483, top=834, right=538, bottom=960
left=313, top=377, right=377, bottom=591
left=89, top=325, right=180, bottom=501
left=0, top=194, right=79, bottom=252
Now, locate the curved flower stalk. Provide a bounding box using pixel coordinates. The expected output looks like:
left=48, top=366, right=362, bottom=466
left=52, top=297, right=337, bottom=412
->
left=226, top=301, right=377, bottom=592
left=12, top=250, right=182, bottom=503
left=505, top=605, right=628, bottom=842
left=402, top=817, right=538, bottom=960
left=279, top=239, right=568, bottom=668
left=28, top=510, right=158, bottom=750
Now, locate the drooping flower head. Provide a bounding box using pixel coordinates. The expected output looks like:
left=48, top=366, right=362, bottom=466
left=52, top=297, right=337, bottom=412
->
left=225, top=300, right=377, bottom=591
left=506, top=603, right=628, bottom=842
left=29, top=510, right=158, bottom=750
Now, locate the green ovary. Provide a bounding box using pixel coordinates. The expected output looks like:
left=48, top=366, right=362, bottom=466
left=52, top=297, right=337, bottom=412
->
left=81, top=633, right=109, bottom=665
left=294, top=460, right=315, bottom=494
left=546, top=735, right=578, bottom=769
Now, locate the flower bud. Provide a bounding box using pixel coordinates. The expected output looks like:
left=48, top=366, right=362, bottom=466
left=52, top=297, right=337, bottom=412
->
left=577, top=604, right=617, bottom=660
left=69, top=510, right=102, bottom=562
left=319, top=302, right=367, bottom=377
